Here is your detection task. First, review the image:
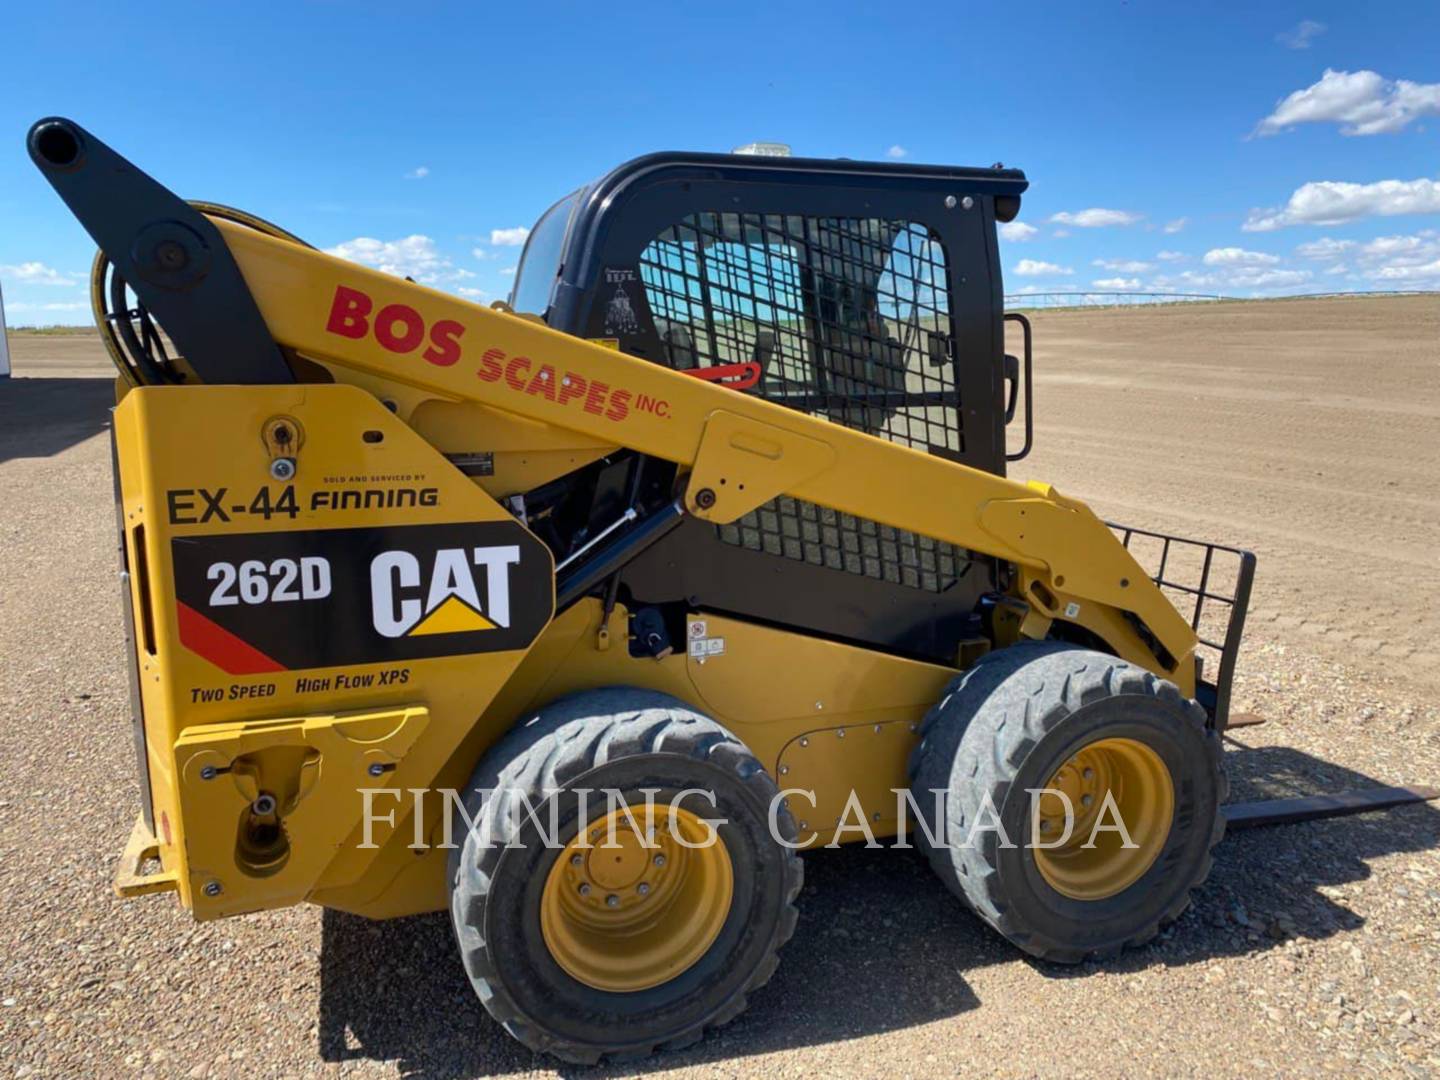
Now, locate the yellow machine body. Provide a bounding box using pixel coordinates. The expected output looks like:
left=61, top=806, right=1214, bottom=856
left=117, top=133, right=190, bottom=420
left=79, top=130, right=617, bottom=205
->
left=111, top=216, right=1199, bottom=920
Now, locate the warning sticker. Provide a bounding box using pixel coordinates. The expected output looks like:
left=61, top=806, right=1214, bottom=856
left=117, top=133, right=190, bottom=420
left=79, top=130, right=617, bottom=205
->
left=687, top=619, right=724, bottom=660
left=688, top=636, right=725, bottom=658
left=599, top=267, right=649, bottom=337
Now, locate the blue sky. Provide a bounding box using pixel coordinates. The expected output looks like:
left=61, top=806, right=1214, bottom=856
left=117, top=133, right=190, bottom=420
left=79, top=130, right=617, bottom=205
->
left=2, top=2, right=1438, bottom=325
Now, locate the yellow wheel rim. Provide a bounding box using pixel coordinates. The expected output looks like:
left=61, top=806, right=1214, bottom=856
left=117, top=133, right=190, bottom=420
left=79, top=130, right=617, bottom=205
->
left=540, top=804, right=733, bottom=992
left=1032, top=737, right=1174, bottom=901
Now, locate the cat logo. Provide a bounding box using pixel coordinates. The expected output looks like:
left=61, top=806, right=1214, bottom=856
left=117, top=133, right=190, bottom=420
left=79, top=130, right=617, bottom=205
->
left=172, top=523, right=551, bottom=671
left=370, top=545, right=521, bottom=639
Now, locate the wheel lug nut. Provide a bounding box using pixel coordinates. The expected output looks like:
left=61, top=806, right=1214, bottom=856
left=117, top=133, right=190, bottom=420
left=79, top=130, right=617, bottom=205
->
left=605, top=894, right=620, bottom=908
left=570, top=853, right=583, bottom=867
left=653, top=853, right=666, bottom=867
left=578, top=883, right=591, bottom=897
left=1082, top=767, right=1094, bottom=780
left=637, top=883, right=651, bottom=897
left=1082, top=794, right=1094, bottom=808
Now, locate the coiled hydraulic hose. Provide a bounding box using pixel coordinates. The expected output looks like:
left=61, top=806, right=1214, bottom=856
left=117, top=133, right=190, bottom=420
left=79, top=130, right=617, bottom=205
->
left=91, top=202, right=310, bottom=387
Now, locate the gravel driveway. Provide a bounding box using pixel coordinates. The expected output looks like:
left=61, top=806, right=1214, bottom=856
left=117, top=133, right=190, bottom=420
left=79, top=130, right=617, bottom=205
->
left=2, top=305, right=1437, bottom=1077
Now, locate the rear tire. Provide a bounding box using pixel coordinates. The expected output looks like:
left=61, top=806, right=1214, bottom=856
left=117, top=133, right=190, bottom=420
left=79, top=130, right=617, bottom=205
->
left=448, top=688, right=802, bottom=1063
left=908, top=642, right=1225, bottom=963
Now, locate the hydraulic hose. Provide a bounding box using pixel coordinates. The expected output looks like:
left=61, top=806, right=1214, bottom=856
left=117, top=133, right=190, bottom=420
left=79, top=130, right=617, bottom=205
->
left=91, top=202, right=311, bottom=387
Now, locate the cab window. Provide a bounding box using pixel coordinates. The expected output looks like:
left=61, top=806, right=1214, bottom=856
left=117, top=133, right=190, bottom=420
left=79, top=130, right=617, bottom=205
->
left=510, top=191, right=580, bottom=316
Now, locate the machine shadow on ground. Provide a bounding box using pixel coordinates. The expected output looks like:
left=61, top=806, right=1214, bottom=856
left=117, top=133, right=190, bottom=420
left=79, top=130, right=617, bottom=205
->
left=0, top=376, right=114, bottom=463
left=314, top=746, right=1439, bottom=1079
left=1035, top=743, right=1440, bottom=984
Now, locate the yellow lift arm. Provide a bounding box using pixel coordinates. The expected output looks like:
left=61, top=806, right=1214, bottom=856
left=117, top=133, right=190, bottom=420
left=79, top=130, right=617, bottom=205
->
left=219, top=220, right=1197, bottom=688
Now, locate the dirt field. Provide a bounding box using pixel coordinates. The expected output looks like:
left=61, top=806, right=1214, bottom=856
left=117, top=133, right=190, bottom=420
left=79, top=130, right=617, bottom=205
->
left=1020, top=295, right=1440, bottom=695
left=2, top=297, right=1438, bottom=1077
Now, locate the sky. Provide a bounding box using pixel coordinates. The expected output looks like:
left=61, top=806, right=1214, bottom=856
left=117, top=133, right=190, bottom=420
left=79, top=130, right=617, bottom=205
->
left=1, top=2, right=1438, bottom=325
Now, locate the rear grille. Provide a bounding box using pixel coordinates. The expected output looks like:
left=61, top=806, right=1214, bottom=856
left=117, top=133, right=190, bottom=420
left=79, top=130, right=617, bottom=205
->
left=718, top=496, right=969, bottom=594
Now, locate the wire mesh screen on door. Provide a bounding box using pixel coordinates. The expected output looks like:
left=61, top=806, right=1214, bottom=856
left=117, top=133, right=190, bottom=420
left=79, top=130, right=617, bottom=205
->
left=638, top=212, right=963, bottom=457
left=639, top=212, right=972, bottom=594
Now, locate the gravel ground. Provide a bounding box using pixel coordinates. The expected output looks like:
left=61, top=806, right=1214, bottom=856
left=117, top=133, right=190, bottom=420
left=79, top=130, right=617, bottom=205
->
left=2, top=302, right=1438, bottom=1078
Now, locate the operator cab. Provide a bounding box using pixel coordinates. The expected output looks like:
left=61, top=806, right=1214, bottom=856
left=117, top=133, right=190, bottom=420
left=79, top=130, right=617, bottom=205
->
left=511, top=151, right=1029, bottom=477
left=509, top=152, right=1033, bottom=665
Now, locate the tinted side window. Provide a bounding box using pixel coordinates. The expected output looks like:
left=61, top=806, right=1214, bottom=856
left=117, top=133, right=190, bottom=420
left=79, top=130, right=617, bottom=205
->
left=510, top=192, right=579, bottom=316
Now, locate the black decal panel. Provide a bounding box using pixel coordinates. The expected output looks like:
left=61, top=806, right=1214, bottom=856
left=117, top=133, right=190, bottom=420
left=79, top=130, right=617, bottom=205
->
left=171, top=522, right=553, bottom=672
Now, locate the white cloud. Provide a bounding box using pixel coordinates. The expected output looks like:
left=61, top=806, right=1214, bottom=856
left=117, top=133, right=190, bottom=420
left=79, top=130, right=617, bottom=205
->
left=325, top=235, right=479, bottom=297
left=999, top=221, right=1038, bottom=242
left=456, top=286, right=488, bottom=299
left=1162, top=217, right=1187, bottom=234
left=1156, top=250, right=1186, bottom=262
left=1244, top=177, right=1440, bottom=230
left=404, top=166, right=430, bottom=180
left=1202, top=247, right=1281, bottom=267
left=1256, top=69, right=1440, bottom=137
left=1164, top=267, right=1312, bottom=292
left=1290, top=229, right=1438, bottom=273
left=1343, top=230, right=1440, bottom=285
left=1295, top=237, right=1355, bottom=260
left=1276, top=19, right=1326, bottom=49
left=489, top=227, right=531, bottom=247
left=0, top=261, right=84, bottom=287
left=1093, top=257, right=1153, bottom=273
left=1361, top=234, right=1427, bottom=258
left=1368, top=258, right=1440, bottom=283
left=1051, top=228, right=1070, bottom=239
left=1049, top=208, right=1142, bottom=228
left=1093, top=277, right=1142, bottom=289
left=886, top=145, right=908, bottom=159
left=325, top=234, right=458, bottom=283
left=500, top=266, right=517, bottom=277
left=1014, top=259, right=1073, bottom=276
left=1233, top=268, right=1311, bottom=288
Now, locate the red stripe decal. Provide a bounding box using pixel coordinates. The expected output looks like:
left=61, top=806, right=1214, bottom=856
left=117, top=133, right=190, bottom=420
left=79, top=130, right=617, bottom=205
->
left=176, top=601, right=287, bottom=675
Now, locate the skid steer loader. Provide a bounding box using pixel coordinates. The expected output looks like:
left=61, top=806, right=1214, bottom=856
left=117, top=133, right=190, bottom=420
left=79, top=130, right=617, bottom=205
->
left=26, top=117, right=1434, bottom=1064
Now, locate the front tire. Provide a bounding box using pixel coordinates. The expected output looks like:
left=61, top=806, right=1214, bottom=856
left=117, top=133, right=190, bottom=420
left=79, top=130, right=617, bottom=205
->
left=448, top=688, right=802, bottom=1063
left=909, top=642, right=1225, bottom=963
